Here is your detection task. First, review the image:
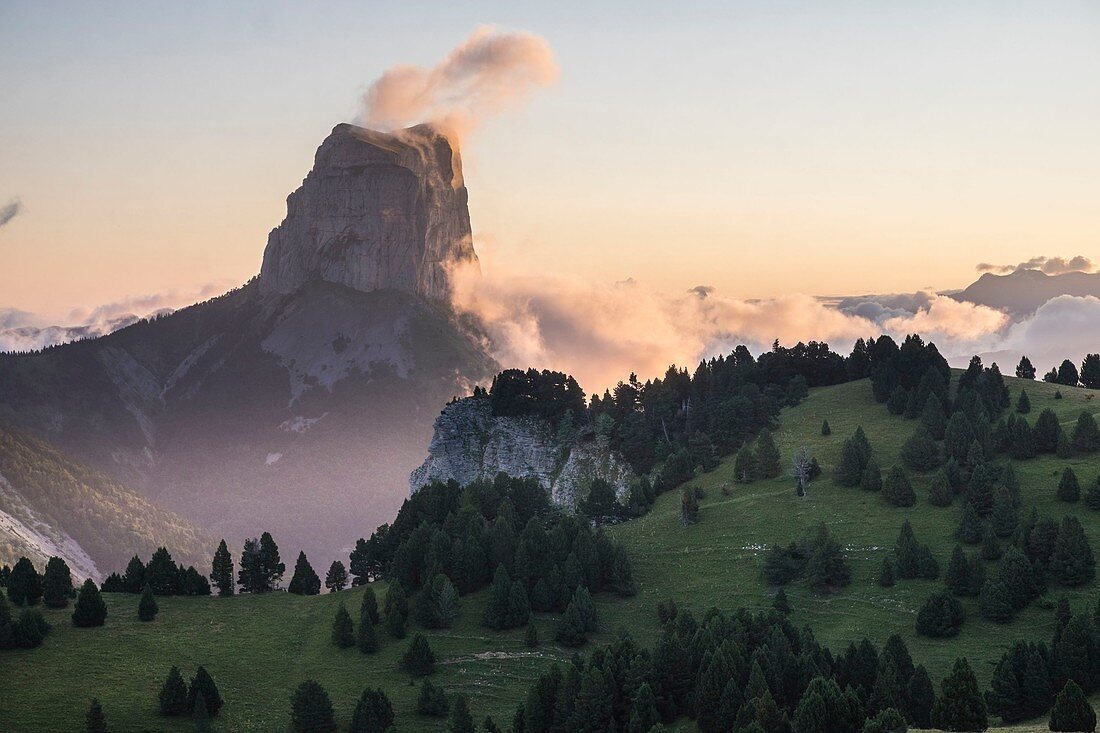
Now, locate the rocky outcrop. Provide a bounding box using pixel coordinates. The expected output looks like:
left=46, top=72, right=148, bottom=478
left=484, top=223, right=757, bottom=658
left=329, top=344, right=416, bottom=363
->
left=410, top=397, right=635, bottom=511
left=259, top=123, right=479, bottom=302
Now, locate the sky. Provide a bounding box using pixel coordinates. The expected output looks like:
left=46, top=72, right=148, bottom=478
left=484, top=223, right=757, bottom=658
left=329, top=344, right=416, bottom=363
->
left=1, top=1, right=1098, bottom=321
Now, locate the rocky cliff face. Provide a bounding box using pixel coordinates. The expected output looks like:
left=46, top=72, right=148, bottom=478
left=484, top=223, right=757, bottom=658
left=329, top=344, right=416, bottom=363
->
left=411, top=397, right=635, bottom=510
left=259, top=123, right=478, bottom=302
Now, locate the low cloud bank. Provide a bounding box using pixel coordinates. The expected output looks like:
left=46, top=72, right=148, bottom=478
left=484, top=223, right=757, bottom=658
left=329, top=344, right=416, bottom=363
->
left=449, top=262, right=1058, bottom=394
left=0, top=281, right=234, bottom=353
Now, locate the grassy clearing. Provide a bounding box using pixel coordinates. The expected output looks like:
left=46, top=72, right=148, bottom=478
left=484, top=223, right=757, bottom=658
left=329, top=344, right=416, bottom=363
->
left=4, top=375, right=1100, bottom=731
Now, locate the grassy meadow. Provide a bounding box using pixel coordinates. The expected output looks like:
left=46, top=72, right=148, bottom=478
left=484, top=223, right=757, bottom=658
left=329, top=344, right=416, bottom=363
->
left=4, top=374, right=1100, bottom=731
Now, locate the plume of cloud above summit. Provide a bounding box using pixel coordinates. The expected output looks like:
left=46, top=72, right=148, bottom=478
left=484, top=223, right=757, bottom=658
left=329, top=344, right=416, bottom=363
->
left=0, top=199, right=23, bottom=229
left=359, top=25, right=559, bottom=141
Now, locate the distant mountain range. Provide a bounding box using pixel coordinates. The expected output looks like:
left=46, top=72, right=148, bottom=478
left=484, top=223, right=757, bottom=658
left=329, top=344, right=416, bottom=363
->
left=953, top=268, right=1100, bottom=316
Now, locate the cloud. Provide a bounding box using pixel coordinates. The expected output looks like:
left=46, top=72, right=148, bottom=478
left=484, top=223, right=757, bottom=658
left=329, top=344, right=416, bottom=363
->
left=976, top=255, right=1095, bottom=275
left=448, top=259, right=1020, bottom=393
left=360, top=25, right=559, bottom=141
left=0, top=199, right=23, bottom=228
left=0, top=281, right=235, bottom=353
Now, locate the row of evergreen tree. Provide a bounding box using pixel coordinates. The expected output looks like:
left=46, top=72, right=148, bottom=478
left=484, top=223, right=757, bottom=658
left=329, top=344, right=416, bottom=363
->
left=1022, top=353, right=1100, bottom=389
left=100, top=547, right=212, bottom=596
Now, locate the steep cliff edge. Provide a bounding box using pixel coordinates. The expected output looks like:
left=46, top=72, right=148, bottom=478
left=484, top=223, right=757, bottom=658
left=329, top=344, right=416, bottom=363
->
left=410, top=396, right=634, bottom=510
left=259, top=123, right=478, bottom=302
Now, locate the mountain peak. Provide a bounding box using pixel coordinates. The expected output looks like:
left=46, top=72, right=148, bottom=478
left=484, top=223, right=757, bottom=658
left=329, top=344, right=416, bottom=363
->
left=258, top=122, right=478, bottom=302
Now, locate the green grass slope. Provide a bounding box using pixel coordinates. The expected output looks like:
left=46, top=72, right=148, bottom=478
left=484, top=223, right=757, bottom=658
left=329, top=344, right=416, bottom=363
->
left=4, top=375, right=1100, bottom=732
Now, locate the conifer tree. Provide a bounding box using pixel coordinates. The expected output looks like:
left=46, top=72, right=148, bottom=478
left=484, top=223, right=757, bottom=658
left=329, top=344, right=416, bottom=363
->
left=921, top=394, right=947, bottom=440
left=901, top=427, right=941, bottom=471
left=946, top=546, right=975, bottom=597
left=384, top=582, right=409, bottom=638
left=348, top=687, right=394, bottom=733
left=138, top=584, right=158, bottom=622
left=449, top=694, right=476, bottom=733
left=628, top=683, right=660, bottom=733
left=1073, top=411, right=1100, bottom=453
left=483, top=564, right=514, bottom=630
left=772, top=588, right=791, bottom=615
left=906, top=665, right=936, bottom=728
left=85, top=699, right=107, bottom=733
left=956, top=503, right=983, bottom=544
left=120, top=555, right=145, bottom=594
left=895, top=521, right=925, bottom=579
left=734, top=443, right=758, bottom=483
left=878, top=558, right=895, bottom=587
left=1017, top=389, right=1031, bottom=414
left=158, top=665, right=190, bottom=716
left=417, top=679, right=449, bottom=716
left=72, top=578, right=107, bottom=627
left=193, top=693, right=210, bottom=733
left=978, top=578, right=1013, bottom=623
left=887, top=385, right=909, bottom=415
left=1058, top=467, right=1081, bottom=502
left=680, top=487, right=699, bottom=525
left=991, top=488, right=1018, bottom=537
left=1017, top=356, right=1037, bottom=379
left=403, top=633, right=436, bottom=677
left=356, top=606, right=379, bottom=653
left=288, top=551, right=321, bottom=595
left=290, top=680, right=336, bottom=733
left=1086, top=478, right=1100, bottom=510
left=188, top=665, right=223, bottom=717
left=1036, top=409, right=1063, bottom=452
left=931, top=658, right=987, bottom=732
left=1050, top=679, right=1096, bottom=732
left=882, top=466, right=916, bottom=507
left=807, top=523, right=851, bottom=593
left=8, top=556, right=42, bottom=606
left=928, top=469, right=953, bottom=507
left=41, top=556, right=73, bottom=609
left=331, top=603, right=355, bottom=648
left=837, top=429, right=871, bottom=486
left=324, top=561, right=347, bottom=593
left=146, top=547, right=179, bottom=595
left=999, top=546, right=1040, bottom=609
left=945, top=412, right=976, bottom=461
left=210, top=539, right=234, bottom=596
left=915, top=592, right=964, bottom=638
left=980, top=525, right=1002, bottom=561
left=861, top=458, right=883, bottom=492
left=821, top=420, right=831, bottom=436
left=1049, top=515, right=1096, bottom=587
left=525, top=623, right=539, bottom=648
left=756, top=429, right=781, bottom=479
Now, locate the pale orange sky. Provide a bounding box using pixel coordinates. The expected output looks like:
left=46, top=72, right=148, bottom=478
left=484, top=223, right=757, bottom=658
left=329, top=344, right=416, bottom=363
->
left=1, top=2, right=1098, bottom=319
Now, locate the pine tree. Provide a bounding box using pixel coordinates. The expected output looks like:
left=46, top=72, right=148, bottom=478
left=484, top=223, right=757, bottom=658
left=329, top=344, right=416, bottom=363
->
left=999, top=546, right=1040, bottom=609
left=906, top=665, right=936, bottom=728
left=193, top=693, right=210, bottom=733
left=734, top=443, right=758, bottom=483
left=895, top=520, right=925, bottom=579
left=915, top=592, right=964, bottom=638
left=1017, top=389, right=1031, bottom=414
left=525, top=623, right=539, bottom=648
left=921, top=394, right=948, bottom=440
left=484, top=564, right=514, bottom=630
left=356, top=606, right=379, bottom=653
left=384, top=582, right=409, bottom=639
left=956, top=502, right=983, bottom=544
left=331, top=603, right=355, bottom=648
left=928, top=469, right=953, bottom=507
left=348, top=687, right=394, bottom=732
left=1017, top=356, right=1037, bottom=379
left=978, top=579, right=1013, bottom=623
left=1036, top=408, right=1063, bottom=452
left=1058, top=467, right=1081, bottom=502
left=878, top=558, right=895, bottom=587
left=138, top=584, right=158, bottom=622
left=290, top=680, right=336, bottom=733
left=882, top=466, right=916, bottom=507
left=806, top=523, right=851, bottom=593
left=821, top=420, right=831, bottom=436
left=1050, top=679, right=1096, bottom=732
left=837, top=429, right=871, bottom=486
left=41, top=556, right=73, bottom=609
left=122, top=555, right=146, bottom=594
left=1073, top=412, right=1100, bottom=453
left=980, top=525, right=1002, bottom=561
left=288, top=551, right=321, bottom=595
left=417, top=679, right=449, bottom=716
left=324, top=561, right=348, bottom=593
left=403, top=633, right=436, bottom=677
left=85, top=698, right=107, bottom=733
left=861, top=458, right=883, bottom=492
left=772, top=588, right=791, bottom=615
left=628, top=683, right=660, bottom=733
left=945, top=546, right=975, bottom=597
left=1087, top=478, right=1100, bottom=510
left=887, top=385, right=909, bottom=415
left=931, top=658, right=987, bottom=731
left=756, top=429, right=781, bottom=478
left=901, top=427, right=941, bottom=471
left=71, top=578, right=107, bottom=627
left=1049, top=515, right=1096, bottom=587
left=158, top=665, right=190, bottom=716
left=210, top=539, right=234, bottom=596
left=188, top=665, right=223, bottom=717
left=8, top=556, right=42, bottom=606
left=449, top=694, right=476, bottom=733
left=238, top=532, right=285, bottom=593
left=146, top=547, right=179, bottom=595
left=991, top=488, right=1018, bottom=537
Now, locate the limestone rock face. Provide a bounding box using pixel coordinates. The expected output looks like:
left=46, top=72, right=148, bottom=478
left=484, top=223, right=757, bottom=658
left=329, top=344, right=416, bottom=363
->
left=410, top=397, right=635, bottom=511
left=259, top=123, right=478, bottom=301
